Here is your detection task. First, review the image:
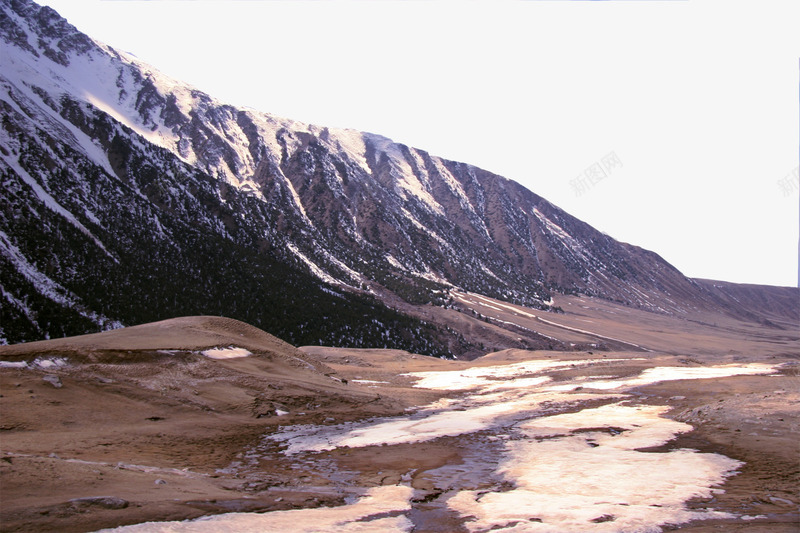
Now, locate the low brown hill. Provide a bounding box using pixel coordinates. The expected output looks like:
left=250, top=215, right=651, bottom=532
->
left=0, top=315, right=319, bottom=365
left=0, top=316, right=377, bottom=432
left=0, top=316, right=425, bottom=532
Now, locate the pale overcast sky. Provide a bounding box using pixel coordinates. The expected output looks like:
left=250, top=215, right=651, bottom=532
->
left=36, top=0, right=800, bottom=287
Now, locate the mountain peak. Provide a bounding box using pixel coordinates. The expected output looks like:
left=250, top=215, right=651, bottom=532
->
left=1, top=0, right=97, bottom=66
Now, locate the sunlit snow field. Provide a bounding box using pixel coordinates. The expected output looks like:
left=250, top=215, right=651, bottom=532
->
left=97, top=358, right=779, bottom=533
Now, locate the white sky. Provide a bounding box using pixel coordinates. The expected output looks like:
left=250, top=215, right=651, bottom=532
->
left=37, top=0, right=800, bottom=287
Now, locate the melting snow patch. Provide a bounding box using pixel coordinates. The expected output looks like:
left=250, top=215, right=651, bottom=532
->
left=33, top=357, right=69, bottom=369
left=448, top=402, right=743, bottom=532
left=405, top=359, right=617, bottom=391
left=201, top=347, right=251, bottom=360
left=105, top=354, right=782, bottom=532
left=0, top=361, right=28, bottom=368
left=93, top=485, right=414, bottom=532
left=269, top=384, right=611, bottom=455
left=267, top=358, right=781, bottom=530
left=0, top=357, right=69, bottom=369
left=546, top=363, right=778, bottom=392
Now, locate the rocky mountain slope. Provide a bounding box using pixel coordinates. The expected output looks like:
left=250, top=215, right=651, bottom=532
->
left=1, top=0, right=795, bottom=351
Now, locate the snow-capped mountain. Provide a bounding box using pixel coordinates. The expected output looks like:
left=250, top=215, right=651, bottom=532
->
left=1, top=0, right=792, bottom=350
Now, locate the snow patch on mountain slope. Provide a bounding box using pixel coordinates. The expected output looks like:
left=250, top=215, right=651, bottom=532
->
left=282, top=173, right=313, bottom=225
left=532, top=207, right=597, bottom=268
left=431, top=155, right=481, bottom=220
left=286, top=243, right=342, bottom=287
left=400, top=208, right=452, bottom=253
left=385, top=254, right=406, bottom=271
left=4, top=11, right=273, bottom=200
left=1, top=10, right=172, bottom=155
left=365, top=135, right=444, bottom=215
left=0, top=153, right=114, bottom=259
left=75, top=59, right=184, bottom=152
left=324, top=252, right=364, bottom=285
left=328, top=127, right=372, bottom=174
left=297, top=244, right=364, bottom=287
left=480, top=265, right=504, bottom=283
left=234, top=110, right=286, bottom=163
left=0, top=72, right=117, bottom=178
left=191, top=103, right=260, bottom=188
left=0, top=281, right=34, bottom=324
left=532, top=207, right=572, bottom=241
left=0, top=230, right=121, bottom=330
left=113, top=49, right=196, bottom=115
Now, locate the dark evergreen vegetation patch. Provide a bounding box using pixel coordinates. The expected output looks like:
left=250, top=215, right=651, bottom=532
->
left=0, top=97, right=452, bottom=356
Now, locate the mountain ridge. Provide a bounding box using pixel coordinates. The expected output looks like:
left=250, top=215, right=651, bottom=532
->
left=1, top=0, right=795, bottom=352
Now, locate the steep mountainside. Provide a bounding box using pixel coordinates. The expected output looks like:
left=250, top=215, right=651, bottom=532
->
left=1, top=0, right=794, bottom=351
left=0, top=0, right=457, bottom=353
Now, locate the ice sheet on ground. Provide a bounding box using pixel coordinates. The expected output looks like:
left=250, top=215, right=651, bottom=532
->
left=448, top=402, right=743, bottom=532
left=94, top=485, right=414, bottom=533
left=33, top=357, right=69, bottom=368
left=545, top=363, right=777, bottom=391
left=200, top=347, right=251, bottom=360
left=0, top=357, right=69, bottom=369
left=405, top=358, right=621, bottom=390
left=270, top=385, right=612, bottom=454
left=0, top=360, right=28, bottom=368
left=112, top=357, right=781, bottom=531
left=270, top=361, right=780, bottom=455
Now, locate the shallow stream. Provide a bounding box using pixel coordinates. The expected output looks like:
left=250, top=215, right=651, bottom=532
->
left=98, top=359, right=778, bottom=532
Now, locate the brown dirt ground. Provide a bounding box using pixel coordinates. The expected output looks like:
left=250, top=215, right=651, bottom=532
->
left=1, top=311, right=798, bottom=532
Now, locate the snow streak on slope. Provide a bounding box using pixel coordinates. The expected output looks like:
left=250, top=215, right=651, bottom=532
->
left=0, top=230, right=121, bottom=330
left=286, top=243, right=342, bottom=287
left=0, top=146, right=113, bottom=258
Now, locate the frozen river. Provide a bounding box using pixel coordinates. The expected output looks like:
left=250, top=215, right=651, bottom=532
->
left=99, top=358, right=778, bottom=533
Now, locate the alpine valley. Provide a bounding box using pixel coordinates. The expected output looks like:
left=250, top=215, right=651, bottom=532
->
left=1, top=2, right=799, bottom=532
